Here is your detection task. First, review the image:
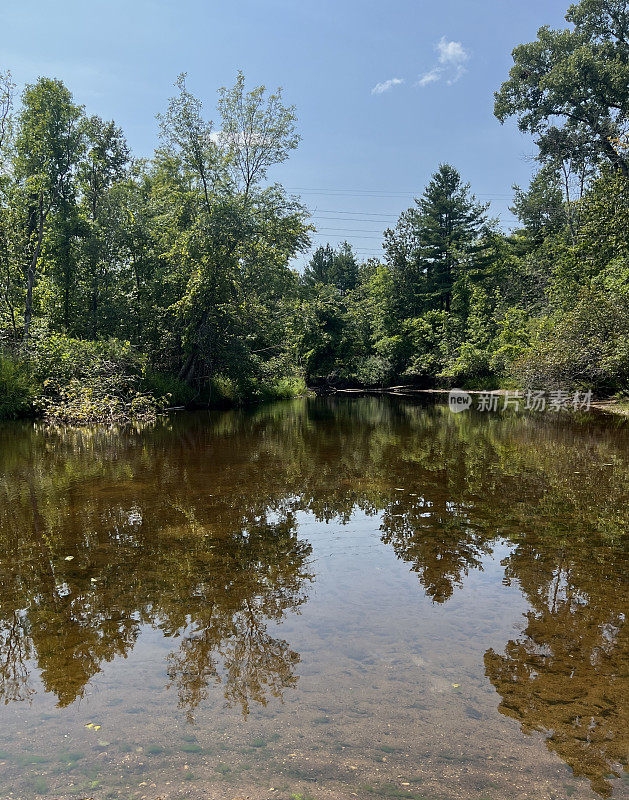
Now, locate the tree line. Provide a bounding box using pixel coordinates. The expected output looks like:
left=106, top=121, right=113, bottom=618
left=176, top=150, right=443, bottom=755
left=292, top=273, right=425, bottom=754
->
left=1, top=0, right=628, bottom=421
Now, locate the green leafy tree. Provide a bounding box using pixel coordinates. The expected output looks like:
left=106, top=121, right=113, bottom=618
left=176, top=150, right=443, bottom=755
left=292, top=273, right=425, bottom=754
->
left=0, top=71, right=18, bottom=338
left=385, top=165, right=488, bottom=315
left=383, top=205, right=423, bottom=318
left=159, top=74, right=308, bottom=387
left=158, top=73, right=224, bottom=218
left=76, top=115, right=130, bottom=336
left=415, top=164, right=489, bottom=312
left=218, top=70, right=299, bottom=201
left=495, top=0, right=629, bottom=176
left=0, top=70, right=13, bottom=165
left=512, top=166, right=568, bottom=243
left=13, top=78, right=84, bottom=336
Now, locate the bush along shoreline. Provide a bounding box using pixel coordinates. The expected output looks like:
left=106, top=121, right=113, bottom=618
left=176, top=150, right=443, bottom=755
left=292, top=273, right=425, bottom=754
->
left=0, top=332, right=308, bottom=425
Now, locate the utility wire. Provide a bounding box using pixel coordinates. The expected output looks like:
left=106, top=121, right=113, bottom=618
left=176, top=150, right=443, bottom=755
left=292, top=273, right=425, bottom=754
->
left=287, top=186, right=513, bottom=199
left=310, top=208, right=402, bottom=217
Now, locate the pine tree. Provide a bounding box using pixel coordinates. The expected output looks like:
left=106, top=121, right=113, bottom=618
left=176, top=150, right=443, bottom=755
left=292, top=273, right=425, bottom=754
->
left=303, top=241, right=358, bottom=292
left=416, top=164, right=488, bottom=312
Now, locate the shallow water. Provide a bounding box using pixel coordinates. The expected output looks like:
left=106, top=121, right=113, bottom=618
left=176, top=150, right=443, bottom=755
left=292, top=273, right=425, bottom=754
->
left=0, top=397, right=627, bottom=800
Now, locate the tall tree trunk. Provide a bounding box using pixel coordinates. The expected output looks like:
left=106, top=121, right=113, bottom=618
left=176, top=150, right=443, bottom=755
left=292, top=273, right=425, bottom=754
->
left=91, top=276, right=99, bottom=339
left=23, top=194, right=46, bottom=339
left=179, top=351, right=198, bottom=384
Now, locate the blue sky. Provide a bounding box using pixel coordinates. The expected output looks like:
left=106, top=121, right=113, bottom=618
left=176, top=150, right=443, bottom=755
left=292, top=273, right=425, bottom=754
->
left=1, top=0, right=571, bottom=264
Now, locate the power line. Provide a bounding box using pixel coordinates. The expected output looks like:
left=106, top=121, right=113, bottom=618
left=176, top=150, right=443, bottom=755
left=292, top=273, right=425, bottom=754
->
left=309, top=208, right=512, bottom=226
left=310, top=208, right=401, bottom=217
left=311, top=233, right=384, bottom=239
left=314, top=226, right=385, bottom=233
left=310, top=215, right=395, bottom=223
left=287, top=186, right=513, bottom=199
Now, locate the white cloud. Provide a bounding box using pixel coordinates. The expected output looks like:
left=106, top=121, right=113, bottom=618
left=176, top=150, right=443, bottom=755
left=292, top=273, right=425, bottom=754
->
left=416, top=37, right=470, bottom=88
left=437, top=37, right=468, bottom=67
left=371, top=77, right=404, bottom=95
left=417, top=68, right=441, bottom=87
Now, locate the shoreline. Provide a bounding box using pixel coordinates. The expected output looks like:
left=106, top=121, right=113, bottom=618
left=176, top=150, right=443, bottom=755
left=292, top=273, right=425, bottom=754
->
left=319, top=386, right=629, bottom=417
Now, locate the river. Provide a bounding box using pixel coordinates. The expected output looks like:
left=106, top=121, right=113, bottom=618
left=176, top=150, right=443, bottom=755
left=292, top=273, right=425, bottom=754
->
left=0, top=397, right=627, bottom=799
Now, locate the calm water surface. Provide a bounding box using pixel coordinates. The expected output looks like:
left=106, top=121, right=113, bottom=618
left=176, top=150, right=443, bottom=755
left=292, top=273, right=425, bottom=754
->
left=0, top=397, right=627, bottom=800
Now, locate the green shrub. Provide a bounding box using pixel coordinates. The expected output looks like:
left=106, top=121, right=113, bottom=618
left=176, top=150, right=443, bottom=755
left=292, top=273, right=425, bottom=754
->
left=440, top=343, right=496, bottom=389
left=39, top=377, right=162, bottom=426
left=402, top=312, right=462, bottom=380
left=0, top=353, right=36, bottom=419
left=208, top=375, right=242, bottom=405
left=259, top=375, right=308, bottom=401
left=511, top=270, right=629, bottom=394
left=141, top=372, right=196, bottom=407
left=23, top=331, right=147, bottom=388
left=355, top=355, right=395, bottom=387
left=20, top=331, right=166, bottom=425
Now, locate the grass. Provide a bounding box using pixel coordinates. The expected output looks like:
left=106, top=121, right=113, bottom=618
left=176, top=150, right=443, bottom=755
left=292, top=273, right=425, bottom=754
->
left=29, top=777, right=49, bottom=795
left=361, top=783, right=425, bottom=799
left=180, top=743, right=202, bottom=753
left=141, top=371, right=196, bottom=407
left=0, top=353, right=36, bottom=420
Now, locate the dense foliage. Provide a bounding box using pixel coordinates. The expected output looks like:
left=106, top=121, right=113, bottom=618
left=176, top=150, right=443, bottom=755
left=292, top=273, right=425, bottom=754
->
left=0, top=70, right=311, bottom=421
left=301, top=164, right=629, bottom=394
left=0, top=0, right=627, bottom=422
left=297, top=0, right=629, bottom=394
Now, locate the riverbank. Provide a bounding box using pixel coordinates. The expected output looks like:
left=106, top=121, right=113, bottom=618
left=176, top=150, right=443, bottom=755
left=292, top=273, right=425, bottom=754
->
left=320, top=386, right=629, bottom=417
left=0, top=340, right=308, bottom=424
left=3, top=344, right=627, bottom=425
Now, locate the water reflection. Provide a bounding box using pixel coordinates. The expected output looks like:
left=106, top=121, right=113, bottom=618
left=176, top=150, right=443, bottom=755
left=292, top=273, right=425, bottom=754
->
left=0, top=398, right=627, bottom=796
left=485, top=538, right=628, bottom=798
left=0, top=422, right=313, bottom=716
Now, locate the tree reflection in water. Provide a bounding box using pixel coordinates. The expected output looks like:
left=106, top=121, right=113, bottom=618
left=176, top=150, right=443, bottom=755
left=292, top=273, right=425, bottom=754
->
left=485, top=539, right=628, bottom=797
left=0, top=420, right=314, bottom=716
left=0, top=398, right=626, bottom=793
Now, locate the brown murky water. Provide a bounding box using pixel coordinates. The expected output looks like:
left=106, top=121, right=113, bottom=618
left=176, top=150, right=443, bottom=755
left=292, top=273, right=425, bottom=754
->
left=0, top=397, right=627, bottom=800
